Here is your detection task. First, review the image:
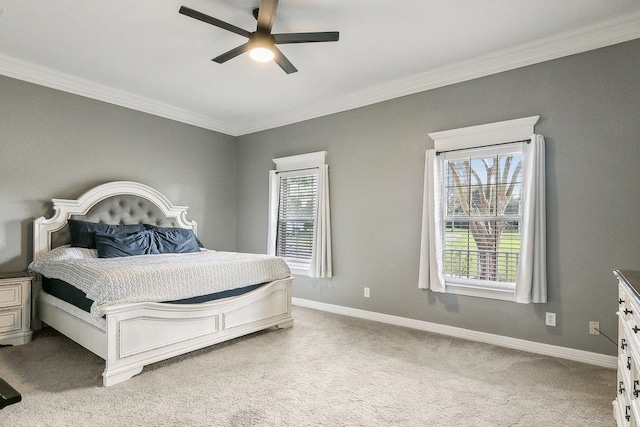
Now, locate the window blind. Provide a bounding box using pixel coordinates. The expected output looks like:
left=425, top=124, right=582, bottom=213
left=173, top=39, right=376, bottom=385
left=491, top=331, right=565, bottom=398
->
left=276, top=172, right=318, bottom=262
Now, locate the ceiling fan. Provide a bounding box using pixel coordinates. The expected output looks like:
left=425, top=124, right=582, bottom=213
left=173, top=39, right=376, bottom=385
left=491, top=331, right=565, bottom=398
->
left=179, top=0, right=339, bottom=74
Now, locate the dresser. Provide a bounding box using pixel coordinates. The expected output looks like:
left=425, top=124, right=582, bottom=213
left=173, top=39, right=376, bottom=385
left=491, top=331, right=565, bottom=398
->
left=0, top=272, right=32, bottom=346
left=615, top=270, right=640, bottom=426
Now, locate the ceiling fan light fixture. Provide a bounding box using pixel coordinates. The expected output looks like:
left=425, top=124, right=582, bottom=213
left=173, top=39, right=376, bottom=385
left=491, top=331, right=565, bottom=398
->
left=179, top=0, right=339, bottom=74
left=250, top=46, right=274, bottom=62
left=249, top=32, right=276, bottom=62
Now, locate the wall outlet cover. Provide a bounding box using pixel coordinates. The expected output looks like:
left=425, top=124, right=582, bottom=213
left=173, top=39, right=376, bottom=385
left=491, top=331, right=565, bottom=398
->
left=545, top=312, right=556, bottom=327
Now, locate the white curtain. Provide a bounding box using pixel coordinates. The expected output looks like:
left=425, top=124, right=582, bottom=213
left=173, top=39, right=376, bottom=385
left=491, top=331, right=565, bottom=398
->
left=267, top=170, right=279, bottom=258
left=418, top=149, right=445, bottom=292
left=310, top=165, right=332, bottom=278
left=515, top=135, right=547, bottom=303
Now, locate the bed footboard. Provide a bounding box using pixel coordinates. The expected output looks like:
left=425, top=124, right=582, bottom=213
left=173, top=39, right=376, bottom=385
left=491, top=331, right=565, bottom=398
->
left=101, top=277, right=292, bottom=386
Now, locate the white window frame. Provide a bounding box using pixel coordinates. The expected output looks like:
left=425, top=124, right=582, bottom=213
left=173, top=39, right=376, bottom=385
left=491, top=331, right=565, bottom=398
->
left=268, top=151, right=327, bottom=276
left=428, top=116, right=539, bottom=301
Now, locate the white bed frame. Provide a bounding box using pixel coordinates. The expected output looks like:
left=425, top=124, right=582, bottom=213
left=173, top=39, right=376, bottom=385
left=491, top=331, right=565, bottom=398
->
left=32, top=181, right=293, bottom=387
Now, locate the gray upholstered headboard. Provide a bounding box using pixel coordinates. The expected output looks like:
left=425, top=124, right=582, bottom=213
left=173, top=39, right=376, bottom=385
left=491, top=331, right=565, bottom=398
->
left=50, top=194, right=180, bottom=249
left=34, top=181, right=197, bottom=260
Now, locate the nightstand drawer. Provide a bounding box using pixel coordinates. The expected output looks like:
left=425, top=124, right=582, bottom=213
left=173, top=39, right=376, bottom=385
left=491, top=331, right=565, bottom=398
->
left=0, top=308, right=22, bottom=333
left=0, top=284, right=21, bottom=308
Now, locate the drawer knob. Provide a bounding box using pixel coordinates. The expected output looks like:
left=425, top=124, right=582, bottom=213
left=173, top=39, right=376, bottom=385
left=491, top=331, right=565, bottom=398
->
left=625, top=309, right=634, bottom=315
left=627, top=405, right=632, bottom=421
left=628, top=357, right=632, bottom=370
left=634, top=380, right=640, bottom=397
left=622, top=338, right=628, bottom=349
left=633, top=325, right=640, bottom=334
left=620, top=298, right=626, bottom=305
left=620, top=381, right=626, bottom=394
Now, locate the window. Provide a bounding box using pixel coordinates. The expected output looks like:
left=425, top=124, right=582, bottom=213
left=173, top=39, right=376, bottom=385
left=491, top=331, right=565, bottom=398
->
left=268, top=152, right=332, bottom=277
left=442, top=145, right=522, bottom=294
left=275, top=169, right=318, bottom=271
left=419, top=116, right=546, bottom=303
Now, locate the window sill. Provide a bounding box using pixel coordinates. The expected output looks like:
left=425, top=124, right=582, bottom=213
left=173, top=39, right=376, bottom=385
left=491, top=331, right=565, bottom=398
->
left=289, top=268, right=310, bottom=277
left=445, top=282, right=515, bottom=302
left=285, top=261, right=311, bottom=277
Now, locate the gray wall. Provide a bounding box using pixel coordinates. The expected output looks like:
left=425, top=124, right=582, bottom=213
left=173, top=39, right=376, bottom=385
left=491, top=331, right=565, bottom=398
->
left=0, top=75, right=238, bottom=272
left=236, top=39, right=640, bottom=356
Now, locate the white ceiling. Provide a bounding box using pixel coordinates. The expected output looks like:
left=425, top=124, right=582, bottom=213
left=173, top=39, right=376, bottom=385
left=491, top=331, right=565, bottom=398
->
left=1, top=0, right=639, bottom=136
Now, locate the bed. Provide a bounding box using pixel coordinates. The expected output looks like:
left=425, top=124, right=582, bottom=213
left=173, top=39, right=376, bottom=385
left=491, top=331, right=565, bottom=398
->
left=29, top=181, right=293, bottom=387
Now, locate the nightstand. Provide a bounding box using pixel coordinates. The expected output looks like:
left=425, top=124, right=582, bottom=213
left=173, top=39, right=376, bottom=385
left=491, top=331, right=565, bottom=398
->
left=0, top=272, right=32, bottom=346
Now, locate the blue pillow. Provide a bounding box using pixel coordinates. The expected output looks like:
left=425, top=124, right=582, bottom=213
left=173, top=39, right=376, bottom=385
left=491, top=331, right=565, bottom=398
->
left=94, top=230, right=157, bottom=258
left=144, top=225, right=202, bottom=254
left=69, top=219, right=146, bottom=249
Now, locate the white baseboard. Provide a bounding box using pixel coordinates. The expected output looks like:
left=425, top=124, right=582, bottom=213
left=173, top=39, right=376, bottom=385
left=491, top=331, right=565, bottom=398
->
left=292, top=297, right=617, bottom=369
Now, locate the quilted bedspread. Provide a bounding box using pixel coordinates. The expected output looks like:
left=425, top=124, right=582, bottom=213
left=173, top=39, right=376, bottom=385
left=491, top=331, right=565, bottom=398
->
left=29, top=246, right=291, bottom=319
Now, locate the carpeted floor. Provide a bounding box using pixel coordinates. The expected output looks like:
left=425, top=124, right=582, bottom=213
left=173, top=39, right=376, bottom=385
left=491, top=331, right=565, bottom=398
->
left=0, top=306, right=616, bottom=426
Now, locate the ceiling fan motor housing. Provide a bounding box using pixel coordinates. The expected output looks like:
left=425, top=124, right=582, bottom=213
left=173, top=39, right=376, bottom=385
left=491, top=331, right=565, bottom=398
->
left=250, top=31, right=276, bottom=48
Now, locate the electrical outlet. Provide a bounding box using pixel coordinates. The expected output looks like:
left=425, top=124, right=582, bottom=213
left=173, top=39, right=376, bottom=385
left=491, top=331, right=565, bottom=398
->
left=545, top=312, right=556, bottom=327
left=364, top=287, right=370, bottom=298
left=589, top=321, right=600, bottom=335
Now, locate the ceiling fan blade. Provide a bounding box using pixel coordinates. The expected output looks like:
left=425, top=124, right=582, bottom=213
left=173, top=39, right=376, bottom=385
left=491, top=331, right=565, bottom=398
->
left=212, top=42, right=251, bottom=63
left=274, top=31, right=340, bottom=44
left=179, top=6, right=251, bottom=38
left=273, top=46, right=298, bottom=74
left=256, top=0, right=279, bottom=33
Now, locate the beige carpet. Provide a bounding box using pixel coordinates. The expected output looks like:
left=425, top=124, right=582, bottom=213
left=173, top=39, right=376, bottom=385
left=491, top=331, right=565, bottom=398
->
left=0, top=306, right=615, bottom=426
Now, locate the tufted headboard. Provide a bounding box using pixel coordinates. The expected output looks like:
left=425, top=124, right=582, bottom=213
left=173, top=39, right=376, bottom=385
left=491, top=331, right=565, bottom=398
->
left=34, top=181, right=197, bottom=260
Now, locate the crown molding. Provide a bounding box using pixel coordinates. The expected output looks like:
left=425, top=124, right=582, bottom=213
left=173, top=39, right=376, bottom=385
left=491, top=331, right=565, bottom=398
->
left=0, top=54, right=239, bottom=136
left=1, top=11, right=639, bottom=137
left=237, top=10, right=640, bottom=135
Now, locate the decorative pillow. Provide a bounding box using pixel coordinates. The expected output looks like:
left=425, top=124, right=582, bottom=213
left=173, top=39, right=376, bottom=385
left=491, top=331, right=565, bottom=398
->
left=68, top=219, right=146, bottom=249
left=94, top=230, right=157, bottom=258
left=144, top=225, right=202, bottom=253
